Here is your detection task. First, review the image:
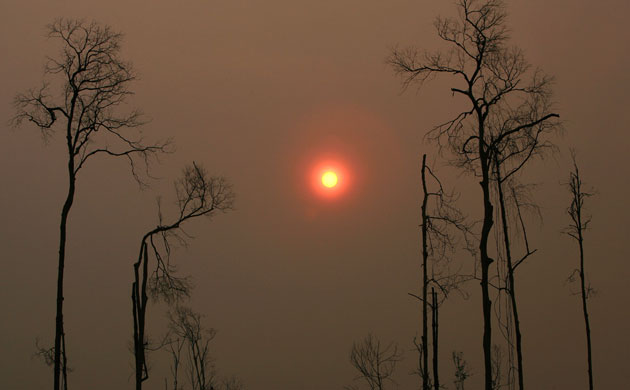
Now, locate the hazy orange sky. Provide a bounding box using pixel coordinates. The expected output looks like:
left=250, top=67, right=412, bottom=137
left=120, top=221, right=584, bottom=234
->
left=1, top=1, right=629, bottom=389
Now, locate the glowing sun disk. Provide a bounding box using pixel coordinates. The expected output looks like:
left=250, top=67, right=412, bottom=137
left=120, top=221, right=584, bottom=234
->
left=322, top=171, right=338, bottom=188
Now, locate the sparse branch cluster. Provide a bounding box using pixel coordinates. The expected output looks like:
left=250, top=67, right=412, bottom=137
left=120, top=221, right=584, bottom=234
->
left=176, top=164, right=235, bottom=222
left=148, top=163, right=235, bottom=303
left=424, top=165, right=467, bottom=261
left=349, top=334, right=401, bottom=390
left=452, top=351, right=471, bottom=390
left=422, top=161, right=473, bottom=297
left=566, top=156, right=593, bottom=242
left=167, top=306, right=217, bottom=390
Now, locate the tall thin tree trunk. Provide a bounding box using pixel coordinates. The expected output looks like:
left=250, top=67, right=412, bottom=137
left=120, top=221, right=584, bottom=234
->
left=132, top=254, right=141, bottom=389
left=54, top=145, right=76, bottom=390
left=568, top=160, right=594, bottom=390
left=578, top=222, right=593, bottom=390
left=432, top=288, right=439, bottom=390
left=61, top=332, right=68, bottom=390
left=421, top=154, right=430, bottom=390
left=133, top=240, right=150, bottom=390
left=495, top=163, right=525, bottom=390
left=479, top=126, right=494, bottom=390
left=54, top=197, right=71, bottom=390
left=53, top=85, right=79, bottom=390
left=132, top=278, right=141, bottom=390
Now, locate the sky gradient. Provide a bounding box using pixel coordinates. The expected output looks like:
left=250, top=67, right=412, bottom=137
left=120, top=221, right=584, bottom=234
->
left=1, top=0, right=629, bottom=389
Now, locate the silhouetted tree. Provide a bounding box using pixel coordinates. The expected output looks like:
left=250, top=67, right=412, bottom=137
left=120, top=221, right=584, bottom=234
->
left=168, top=306, right=217, bottom=390
left=348, top=333, right=401, bottom=390
left=431, top=288, right=439, bottom=390
left=218, top=376, right=244, bottom=390
left=166, top=333, right=185, bottom=390
left=491, top=345, right=504, bottom=390
left=12, top=19, right=168, bottom=390
left=390, top=1, right=560, bottom=388
left=413, top=154, right=470, bottom=390
left=565, top=152, right=595, bottom=390
left=165, top=309, right=243, bottom=390
left=452, top=351, right=471, bottom=390
left=493, top=168, right=539, bottom=390
left=132, top=163, right=234, bottom=390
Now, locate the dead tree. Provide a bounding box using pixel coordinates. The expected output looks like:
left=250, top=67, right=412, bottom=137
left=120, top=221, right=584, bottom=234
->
left=452, top=351, right=471, bottom=390
left=219, top=376, right=245, bottom=390
left=420, top=155, right=431, bottom=390
left=12, top=19, right=168, bottom=390
left=565, top=153, right=595, bottom=390
left=132, top=163, right=234, bottom=390
left=349, top=333, right=401, bottom=390
left=166, top=309, right=244, bottom=390
left=493, top=162, right=539, bottom=390
left=166, top=335, right=185, bottom=390
left=491, top=345, right=504, bottom=390
left=168, top=306, right=218, bottom=390
left=390, top=1, right=560, bottom=388
left=414, top=154, right=470, bottom=390
left=431, top=288, right=439, bottom=390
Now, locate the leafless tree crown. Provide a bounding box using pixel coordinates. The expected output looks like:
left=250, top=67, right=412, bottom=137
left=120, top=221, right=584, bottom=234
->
left=13, top=18, right=170, bottom=184
left=168, top=306, right=218, bottom=390
left=564, top=152, right=595, bottom=390
left=389, top=0, right=560, bottom=176
left=150, top=163, right=235, bottom=302
left=565, top=153, right=593, bottom=242
left=349, top=333, right=402, bottom=390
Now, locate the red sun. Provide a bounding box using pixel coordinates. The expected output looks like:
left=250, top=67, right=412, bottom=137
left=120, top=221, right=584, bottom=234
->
left=321, top=171, right=338, bottom=188
left=310, top=160, right=349, bottom=199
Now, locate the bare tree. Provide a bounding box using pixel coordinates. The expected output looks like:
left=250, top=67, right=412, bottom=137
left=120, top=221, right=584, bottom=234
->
left=12, top=19, right=169, bottom=390
left=491, top=345, right=504, bottom=390
left=419, top=155, right=432, bottom=390
left=564, top=152, right=595, bottom=390
left=412, top=154, right=470, bottom=390
left=166, top=335, right=185, bottom=390
left=493, top=168, right=539, bottom=390
left=389, top=1, right=560, bottom=388
left=431, top=288, right=439, bottom=390
left=168, top=306, right=218, bottom=390
left=452, top=351, right=471, bottom=390
left=349, top=333, right=402, bottom=390
left=220, top=376, right=244, bottom=390
left=165, top=309, right=244, bottom=390
left=132, top=162, right=234, bottom=390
